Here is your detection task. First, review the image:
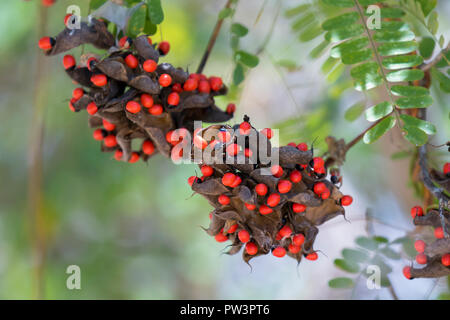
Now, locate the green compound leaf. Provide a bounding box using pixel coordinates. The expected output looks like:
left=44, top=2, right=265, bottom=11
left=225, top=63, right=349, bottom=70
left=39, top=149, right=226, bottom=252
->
left=382, top=55, right=423, bottom=70
left=390, top=85, right=429, bottom=97
left=231, top=23, right=249, bottom=37
left=342, top=248, right=369, bottom=263
left=365, top=102, right=393, bottom=122
left=344, top=101, right=366, bottom=122
left=350, top=62, right=382, bottom=91
left=395, top=96, right=433, bottom=109
left=363, top=116, right=396, bottom=144
left=322, top=12, right=360, bottom=31
left=329, top=277, right=354, bottom=289
left=378, top=41, right=417, bottom=56
left=128, top=4, right=148, bottom=38
left=386, top=69, right=424, bottom=82
left=234, top=50, right=259, bottom=68
left=334, top=259, right=360, bottom=273
left=147, top=0, right=164, bottom=25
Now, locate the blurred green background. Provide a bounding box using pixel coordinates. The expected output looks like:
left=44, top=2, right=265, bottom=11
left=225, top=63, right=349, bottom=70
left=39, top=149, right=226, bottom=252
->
left=0, top=0, right=449, bottom=299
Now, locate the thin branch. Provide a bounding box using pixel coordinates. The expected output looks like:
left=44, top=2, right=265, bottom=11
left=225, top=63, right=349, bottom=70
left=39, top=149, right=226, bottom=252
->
left=196, top=0, right=233, bottom=74
left=421, top=42, right=450, bottom=72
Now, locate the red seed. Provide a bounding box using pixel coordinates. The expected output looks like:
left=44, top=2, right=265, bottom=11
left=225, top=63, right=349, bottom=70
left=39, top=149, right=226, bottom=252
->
left=255, top=183, right=268, bottom=196
left=321, top=190, right=330, bottom=200
left=159, top=74, right=172, bottom=87
left=271, top=165, right=283, bottom=178
left=229, top=176, right=242, bottom=188
left=114, top=150, right=123, bottom=161
left=201, top=165, right=214, bottom=177
left=198, top=80, right=211, bottom=93
left=194, top=135, right=208, bottom=150
left=38, top=36, right=54, bottom=51
left=414, top=240, right=426, bottom=253
left=222, top=173, right=236, bottom=186
left=226, top=103, right=236, bottom=115
left=259, top=205, right=273, bottom=215
left=279, top=225, right=292, bottom=238
left=226, top=143, right=240, bottom=156
left=313, top=182, right=327, bottom=196
left=239, top=121, right=251, bottom=135
left=289, top=170, right=302, bottom=183
left=244, top=203, right=256, bottom=210
left=402, top=266, right=412, bottom=279
left=272, top=247, right=286, bottom=258
left=93, top=129, right=105, bottom=141
left=292, top=203, right=306, bottom=213
left=125, top=54, right=139, bottom=69
left=118, top=36, right=131, bottom=48
left=188, top=176, right=198, bottom=186
left=260, top=128, right=273, bottom=139
left=104, top=135, right=117, bottom=148
left=158, top=41, right=170, bottom=55
left=91, top=74, right=107, bottom=87
left=86, top=102, right=98, bottom=115
left=267, top=193, right=281, bottom=207
left=183, top=79, right=198, bottom=91
left=149, top=104, right=163, bottom=115
left=42, top=0, right=56, bottom=7
left=287, top=142, right=296, bottom=147
left=434, top=227, right=444, bottom=239
left=228, top=224, right=238, bottom=234
left=297, top=143, right=308, bottom=151
left=218, top=195, right=230, bottom=205
left=142, top=140, right=155, bottom=155
left=209, top=77, right=223, bottom=91
left=416, top=253, right=427, bottom=265
left=172, top=83, right=183, bottom=93
left=245, top=242, right=258, bottom=255
left=140, top=94, right=154, bottom=108
left=442, top=254, right=450, bottom=266
left=306, top=252, right=318, bottom=261
left=293, top=234, right=305, bottom=247
left=64, top=15, right=73, bottom=26
left=288, top=244, right=301, bottom=254
left=69, top=99, right=76, bottom=112
left=278, top=180, right=292, bottom=194
left=128, top=152, right=140, bottom=163
left=87, top=57, right=97, bottom=71
left=72, top=88, right=84, bottom=100
left=238, top=230, right=250, bottom=243
left=167, top=92, right=180, bottom=106
left=62, top=54, right=76, bottom=69
left=215, top=231, right=228, bottom=243
left=312, top=157, right=324, bottom=170
left=410, top=206, right=423, bottom=218
left=143, top=60, right=157, bottom=73
left=444, top=162, right=450, bottom=175
left=126, top=101, right=141, bottom=114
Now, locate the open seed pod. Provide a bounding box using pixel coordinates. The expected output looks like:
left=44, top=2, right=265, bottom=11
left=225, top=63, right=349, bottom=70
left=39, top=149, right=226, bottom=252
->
left=40, top=19, right=234, bottom=162
left=187, top=117, right=352, bottom=263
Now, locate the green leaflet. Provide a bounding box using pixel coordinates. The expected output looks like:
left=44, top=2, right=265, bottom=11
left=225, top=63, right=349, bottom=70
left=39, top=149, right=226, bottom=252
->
left=382, top=55, right=423, bottom=70
left=234, top=50, right=259, bottom=68
left=373, top=30, right=415, bottom=43
left=386, top=69, right=424, bottom=82
left=350, top=62, right=382, bottom=91
left=390, top=85, right=429, bottom=97
left=322, top=12, right=360, bottom=31
left=325, top=24, right=365, bottom=42
left=328, top=277, right=354, bottom=289
left=331, top=37, right=369, bottom=59
left=378, top=41, right=417, bottom=56
left=403, top=125, right=428, bottom=146
left=400, top=114, right=436, bottom=135
left=322, top=0, right=354, bottom=8
left=231, top=23, right=248, bottom=37
left=341, top=48, right=372, bottom=65
left=128, top=4, right=147, bottom=38
left=363, top=116, right=396, bottom=144
left=285, top=4, right=311, bottom=18
left=396, top=96, right=433, bottom=109
left=344, top=101, right=366, bottom=122
left=342, top=248, right=369, bottom=263
left=365, top=102, right=393, bottom=122
left=291, top=14, right=315, bottom=31
left=310, top=40, right=330, bottom=59
left=419, top=37, right=435, bottom=59
left=233, top=63, right=244, bottom=85
left=147, top=0, right=164, bottom=25
left=334, top=259, right=360, bottom=273
left=299, top=24, right=323, bottom=42
left=378, top=7, right=405, bottom=19
left=90, top=0, right=107, bottom=11
left=431, top=67, right=450, bottom=93
left=381, top=21, right=409, bottom=31
left=355, top=236, right=379, bottom=250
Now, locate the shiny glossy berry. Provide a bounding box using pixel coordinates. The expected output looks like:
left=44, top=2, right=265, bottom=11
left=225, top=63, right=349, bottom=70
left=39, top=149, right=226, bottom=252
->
left=444, top=162, right=450, bottom=175
left=434, top=227, right=444, bottom=239
left=260, top=128, right=273, bottom=139
left=209, top=77, right=223, bottom=91
left=114, top=149, right=123, bottom=161
left=239, top=122, right=251, bottom=135
left=279, top=225, right=292, bottom=238
left=218, top=194, right=230, bottom=205
left=172, top=83, right=183, bottom=93
left=267, top=193, right=281, bottom=207
left=255, top=183, right=268, bottom=196
left=128, top=152, right=140, bottom=163
left=292, top=203, right=306, bottom=213
left=158, top=41, right=170, bottom=55
left=229, top=176, right=242, bottom=188
left=416, top=253, right=427, bottom=265
left=93, top=129, right=106, bottom=141
left=414, top=240, right=426, bottom=253
left=305, top=252, right=318, bottom=261
left=69, top=99, right=76, bottom=112
left=201, top=165, right=214, bottom=177
left=245, top=242, right=258, bottom=255
left=72, top=88, right=84, bottom=100
left=272, top=247, right=286, bottom=258
left=102, top=119, right=115, bottom=131
left=226, top=103, right=236, bottom=115
left=297, top=143, right=308, bottom=151
left=143, top=60, right=157, bottom=73
left=271, top=165, right=283, bottom=178
left=339, top=195, right=352, bottom=206
left=238, top=230, right=250, bottom=243
left=228, top=224, right=238, bottom=234
left=293, top=234, right=305, bottom=247
left=159, top=74, right=172, bottom=87
left=63, top=55, right=76, bottom=70
left=222, top=173, right=236, bottom=186
left=287, top=142, right=296, bottom=147
left=86, top=102, right=98, bottom=115
left=91, top=74, right=107, bottom=87
left=149, top=104, right=163, bottom=115
left=38, top=36, right=55, bottom=51
left=312, top=157, right=324, bottom=170
left=245, top=203, right=256, bottom=210
left=321, top=190, right=330, bottom=200
left=126, top=101, right=141, bottom=113
left=410, top=206, right=423, bottom=218
left=87, top=57, right=97, bottom=71
left=167, top=92, right=180, bottom=106
left=140, top=94, right=154, bottom=108
left=313, top=182, right=327, bottom=196
left=442, top=254, right=450, bottom=266
left=402, top=266, right=411, bottom=279
left=259, top=205, right=273, bottom=215
left=188, top=176, right=198, bottom=186
left=278, top=180, right=292, bottom=194
left=119, top=36, right=132, bottom=48
left=226, top=144, right=240, bottom=156
left=215, top=231, right=228, bottom=243
left=198, top=80, right=211, bottom=93
left=289, top=170, right=302, bottom=183
left=183, top=79, right=198, bottom=91
left=125, top=54, right=139, bottom=69
left=104, top=135, right=117, bottom=148
left=288, top=244, right=301, bottom=254
left=142, top=140, right=155, bottom=155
